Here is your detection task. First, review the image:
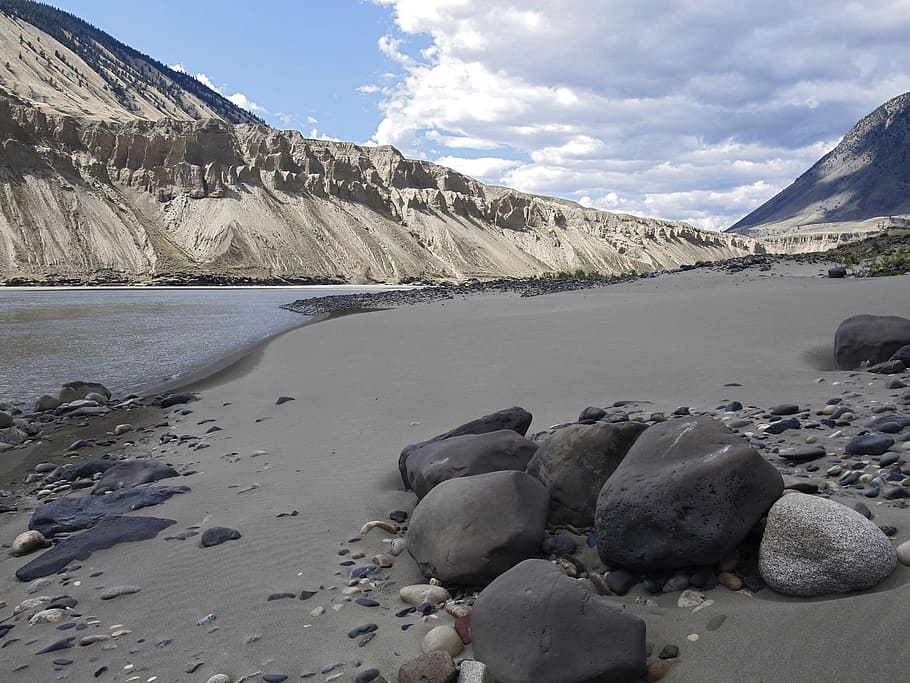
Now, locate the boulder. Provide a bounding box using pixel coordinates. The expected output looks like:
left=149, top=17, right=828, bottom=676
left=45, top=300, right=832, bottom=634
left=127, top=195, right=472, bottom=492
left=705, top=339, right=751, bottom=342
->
left=61, top=381, right=111, bottom=400
left=891, top=344, right=910, bottom=366
left=408, top=470, right=548, bottom=585
left=595, top=415, right=783, bottom=571
left=0, top=411, right=13, bottom=428
left=759, top=492, right=897, bottom=596
left=834, top=314, right=910, bottom=370
left=526, top=421, right=648, bottom=526
left=0, top=426, right=28, bottom=445
left=34, top=394, right=61, bottom=412
left=399, top=407, right=532, bottom=489
left=398, top=650, right=457, bottom=683
left=91, top=460, right=179, bottom=494
left=471, top=559, right=646, bottom=683
left=404, top=430, right=539, bottom=499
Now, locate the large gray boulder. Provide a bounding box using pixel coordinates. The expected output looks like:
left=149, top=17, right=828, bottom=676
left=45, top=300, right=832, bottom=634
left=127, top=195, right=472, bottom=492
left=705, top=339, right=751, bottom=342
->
left=471, top=559, right=646, bottom=683
left=595, top=415, right=783, bottom=571
left=91, top=460, right=179, bottom=494
left=834, top=314, right=910, bottom=370
left=408, top=470, right=548, bottom=585
left=404, top=430, right=539, bottom=499
left=759, top=492, right=897, bottom=596
left=399, top=407, right=532, bottom=489
left=526, top=421, right=648, bottom=527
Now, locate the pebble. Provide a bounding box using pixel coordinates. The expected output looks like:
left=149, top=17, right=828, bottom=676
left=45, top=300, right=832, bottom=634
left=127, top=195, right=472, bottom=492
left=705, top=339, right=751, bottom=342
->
left=399, top=584, right=451, bottom=606
left=14, top=596, right=51, bottom=615
left=677, top=590, right=706, bottom=608
left=770, top=403, right=800, bottom=415
left=348, top=623, right=378, bottom=639
left=113, top=424, right=134, bottom=436
left=645, top=660, right=674, bottom=682
left=28, top=609, right=68, bottom=625
left=351, top=565, right=383, bottom=579
left=11, top=529, right=48, bottom=556
left=457, top=659, right=490, bottom=683
left=390, top=538, right=407, bottom=556
left=207, top=676, right=232, bottom=683
left=35, top=636, right=76, bottom=654
left=372, top=554, right=394, bottom=568
left=706, top=614, right=727, bottom=631
left=201, top=527, right=242, bottom=547
left=389, top=510, right=408, bottom=523
left=354, top=669, right=380, bottom=683
left=196, top=613, right=216, bottom=626
left=658, top=644, right=679, bottom=659
left=100, top=585, right=142, bottom=600
left=718, top=572, right=743, bottom=591
left=26, top=577, right=54, bottom=594
left=356, top=598, right=380, bottom=607
left=606, top=569, right=635, bottom=596
left=79, top=635, right=111, bottom=646
left=897, top=541, right=910, bottom=566
left=360, top=520, right=399, bottom=535
left=421, top=625, right=464, bottom=656
left=263, top=675, right=288, bottom=682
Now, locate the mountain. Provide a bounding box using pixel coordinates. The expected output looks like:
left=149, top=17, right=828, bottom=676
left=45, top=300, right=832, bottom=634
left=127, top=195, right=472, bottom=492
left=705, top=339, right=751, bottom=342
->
left=0, top=1, right=761, bottom=283
left=727, top=92, right=910, bottom=252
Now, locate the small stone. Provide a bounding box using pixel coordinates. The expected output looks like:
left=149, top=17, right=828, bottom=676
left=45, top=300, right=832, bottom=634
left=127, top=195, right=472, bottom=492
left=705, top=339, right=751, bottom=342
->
left=399, top=650, right=457, bottom=683
left=706, top=614, right=727, bottom=631
left=29, top=608, right=68, bottom=625
left=846, top=434, right=895, bottom=456
left=275, top=396, right=295, bottom=405
left=897, top=541, right=910, bottom=566
left=354, top=669, right=381, bottom=683
left=658, top=644, right=679, bottom=659
left=676, top=590, right=706, bottom=608
left=718, top=572, right=743, bottom=591
left=35, top=636, right=76, bottom=654
left=770, top=404, right=800, bottom=416
left=372, top=553, right=394, bottom=568
left=348, top=623, right=378, bottom=639
left=606, top=569, right=635, bottom=595
left=207, top=676, right=232, bottom=683
left=399, top=584, right=451, bottom=606
left=356, top=598, right=380, bottom=607
left=422, top=625, right=464, bottom=656
left=113, top=424, right=134, bottom=436
left=11, top=530, right=47, bottom=556
left=200, top=527, right=241, bottom=547
left=263, top=675, right=288, bottom=682
left=645, top=660, right=674, bottom=682
left=456, top=660, right=491, bottom=683
left=390, top=538, right=407, bottom=556
left=100, top=585, right=141, bottom=600
left=79, top=635, right=111, bottom=646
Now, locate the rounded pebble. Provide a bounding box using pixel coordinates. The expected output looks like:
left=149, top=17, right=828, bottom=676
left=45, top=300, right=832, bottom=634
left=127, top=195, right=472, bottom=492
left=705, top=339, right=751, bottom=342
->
left=421, top=625, right=464, bottom=657
left=11, top=530, right=47, bottom=557
left=897, top=541, right=910, bottom=566
left=207, top=676, right=232, bottom=683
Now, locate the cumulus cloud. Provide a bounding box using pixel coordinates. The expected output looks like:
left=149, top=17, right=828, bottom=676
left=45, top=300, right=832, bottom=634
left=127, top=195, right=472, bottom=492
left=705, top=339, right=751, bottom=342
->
left=169, top=64, right=267, bottom=115
left=369, top=1, right=910, bottom=228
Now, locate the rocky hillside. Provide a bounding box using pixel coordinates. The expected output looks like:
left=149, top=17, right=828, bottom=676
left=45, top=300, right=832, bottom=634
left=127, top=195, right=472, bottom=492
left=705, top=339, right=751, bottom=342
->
left=0, top=1, right=761, bottom=283
left=727, top=91, right=910, bottom=251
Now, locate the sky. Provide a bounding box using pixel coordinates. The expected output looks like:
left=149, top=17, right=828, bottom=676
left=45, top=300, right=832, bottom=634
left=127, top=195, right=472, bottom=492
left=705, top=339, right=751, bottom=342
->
left=45, top=1, right=910, bottom=230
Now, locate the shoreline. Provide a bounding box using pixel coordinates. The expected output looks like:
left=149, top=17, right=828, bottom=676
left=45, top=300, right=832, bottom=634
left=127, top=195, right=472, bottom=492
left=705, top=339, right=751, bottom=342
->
left=1, top=262, right=909, bottom=682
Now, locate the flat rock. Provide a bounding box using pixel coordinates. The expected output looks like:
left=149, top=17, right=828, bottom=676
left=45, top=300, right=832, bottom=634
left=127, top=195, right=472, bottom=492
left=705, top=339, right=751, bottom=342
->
left=201, top=527, right=242, bottom=547
left=846, top=434, right=895, bottom=456
left=759, top=492, right=897, bottom=596
left=408, top=470, right=548, bottom=585
left=834, top=314, right=910, bottom=370
left=15, top=516, right=175, bottom=582
left=30, top=485, right=189, bottom=536
left=399, top=407, right=532, bottom=489
left=525, top=420, right=648, bottom=526
left=92, top=460, right=179, bottom=494
left=404, top=430, right=539, bottom=499
left=471, top=559, right=646, bottom=683
left=100, top=585, right=141, bottom=600
left=596, top=415, right=783, bottom=571
left=777, top=445, right=826, bottom=461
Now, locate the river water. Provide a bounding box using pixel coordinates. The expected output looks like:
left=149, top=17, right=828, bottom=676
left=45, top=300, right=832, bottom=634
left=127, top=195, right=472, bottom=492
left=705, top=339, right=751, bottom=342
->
left=0, top=287, right=365, bottom=408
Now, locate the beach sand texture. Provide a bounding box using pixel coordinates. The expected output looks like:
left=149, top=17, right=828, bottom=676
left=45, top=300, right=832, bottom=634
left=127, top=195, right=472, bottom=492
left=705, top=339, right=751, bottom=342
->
left=2, top=263, right=909, bottom=682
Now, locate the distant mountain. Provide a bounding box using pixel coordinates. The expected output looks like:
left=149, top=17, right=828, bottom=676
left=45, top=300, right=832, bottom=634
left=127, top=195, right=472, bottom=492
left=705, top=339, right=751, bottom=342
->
left=0, top=1, right=761, bottom=283
left=0, top=0, right=261, bottom=124
left=727, top=92, right=910, bottom=252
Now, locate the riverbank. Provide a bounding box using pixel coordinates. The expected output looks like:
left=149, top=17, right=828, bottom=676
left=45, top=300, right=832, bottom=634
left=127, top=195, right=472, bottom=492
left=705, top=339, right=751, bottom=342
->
left=1, top=261, right=909, bottom=682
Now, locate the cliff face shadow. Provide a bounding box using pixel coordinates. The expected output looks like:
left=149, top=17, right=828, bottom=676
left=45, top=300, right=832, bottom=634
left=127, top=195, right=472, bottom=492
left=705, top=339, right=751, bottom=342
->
left=801, top=344, right=836, bottom=371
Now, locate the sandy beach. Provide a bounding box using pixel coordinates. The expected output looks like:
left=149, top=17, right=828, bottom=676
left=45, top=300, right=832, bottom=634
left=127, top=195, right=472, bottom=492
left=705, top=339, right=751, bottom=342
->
left=2, top=261, right=910, bottom=682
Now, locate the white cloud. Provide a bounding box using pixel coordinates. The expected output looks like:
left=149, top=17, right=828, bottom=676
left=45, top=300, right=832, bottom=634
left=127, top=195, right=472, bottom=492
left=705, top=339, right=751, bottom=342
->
left=370, top=1, right=910, bottom=228
left=227, top=92, right=265, bottom=113
left=169, top=63, right=267, bottom=115
left=434, top=155, right=522, bottom=180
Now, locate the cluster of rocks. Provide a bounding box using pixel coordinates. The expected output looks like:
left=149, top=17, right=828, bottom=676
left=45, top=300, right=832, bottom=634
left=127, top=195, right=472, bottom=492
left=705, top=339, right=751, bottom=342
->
left=382, top=314, right=910, bottom=682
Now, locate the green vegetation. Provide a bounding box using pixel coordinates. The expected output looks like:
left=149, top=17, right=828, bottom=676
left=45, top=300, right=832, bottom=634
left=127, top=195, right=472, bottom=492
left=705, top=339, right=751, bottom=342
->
left=828, top=229, right=910, bottom=276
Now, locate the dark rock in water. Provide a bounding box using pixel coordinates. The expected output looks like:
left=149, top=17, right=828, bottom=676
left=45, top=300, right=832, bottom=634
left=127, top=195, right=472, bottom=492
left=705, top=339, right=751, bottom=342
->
left=846, top=434, right=895, bottom=456
left=777, top=445, right=826, bottom=462
left=152, top=392, right=198, bottom=408
left=595, top=416, right=783, bottom=572
left=30, top=486, right=190, bottom=536
left=408, top=470, right=548, bottom=585
left=58, top=460, right=117, bottom=481
left=765, top=418, right=801, bottom=434
left=16, top=516, right=175, bottom=581
left=92, top=460, right=179, bottom=494
left=471, top=559, right=646, bottom=683
left=404, top=430, right=539, bottom=499
left=200, top=527, right=242, bottom=547
left=526, top=421, right=648, bottom=527
left=399, top=407, right=532, bottom=489
left=275, top=396, right=295, bottom=405
left=828, top=266, right=847, bottom=278
left=834, top=315, right=910, bottom=370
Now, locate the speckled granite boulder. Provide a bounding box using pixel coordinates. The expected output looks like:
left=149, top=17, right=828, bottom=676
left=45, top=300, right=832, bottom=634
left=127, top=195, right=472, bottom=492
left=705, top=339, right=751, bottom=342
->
left=408, top=470, right=548, bottom=585
left=404, top=429, right=539, bottom=499
left=526, top=421, right=647, bottom=526
left=471, top=559, right=646, bottom=683
left=596, top=415, right=783, bottom=571
left=759, top=492, right=897, bottom=596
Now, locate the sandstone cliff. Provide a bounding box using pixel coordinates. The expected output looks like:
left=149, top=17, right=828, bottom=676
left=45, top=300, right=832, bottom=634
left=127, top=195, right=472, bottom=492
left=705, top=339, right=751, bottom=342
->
left=0, top=97, right=762, bottom=282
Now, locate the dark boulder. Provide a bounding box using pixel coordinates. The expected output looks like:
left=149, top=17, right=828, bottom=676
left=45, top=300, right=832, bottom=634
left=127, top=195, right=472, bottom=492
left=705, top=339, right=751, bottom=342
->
left=891, top=344, right=910, bottom=365
left=827, top=267, right=847, bottom=278
left=201, top=527, right=242, bottom=547
left=58, top=459, right=117, bottom=481
left=834, top=315, right=910, bottom=370
left=408, top=470, right=548, bottom=585
left=845, top=434, right=895, bottom=456
left=92, top=461, right=179, bottom=494
left=399, top=407, right=532, bottom=489
left=526, top=421, right=648, bottom=526
left=595, top=416, right=783, bottom=572
left=471, top=559, right=646, bottom=683
left=29, top=485, right=189, bottom=536
left=15, top=516, right=175, bottom=581
left=404, top=430, right=539, bottom=499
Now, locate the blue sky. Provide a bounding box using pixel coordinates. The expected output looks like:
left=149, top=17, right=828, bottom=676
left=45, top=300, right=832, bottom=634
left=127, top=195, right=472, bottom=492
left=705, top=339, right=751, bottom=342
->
left=44, top=1, right=910, bottom=229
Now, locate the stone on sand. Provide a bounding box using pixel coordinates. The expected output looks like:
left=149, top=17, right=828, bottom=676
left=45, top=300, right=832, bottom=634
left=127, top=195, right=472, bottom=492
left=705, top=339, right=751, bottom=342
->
left=408, top=470, right=548, bottom=585
left=596, top=416, right=783, bottom=571
left=421, top=625, right=464, bottom=656
left=471, top=559, right=646, bottom=683
left=834, top=314, right=910, bottom=370
left=525, top=420, right=647, bottom=526
left=91, top=460, right=179, bottom=494
left=403, top=429, right=539, bottom=499
left=399, top=650, right=457, bottom=683
left=11, top=530, right=47, bottom=556
left=759, top=492, right=897, bottom=596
